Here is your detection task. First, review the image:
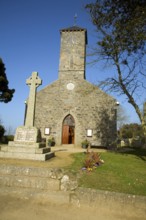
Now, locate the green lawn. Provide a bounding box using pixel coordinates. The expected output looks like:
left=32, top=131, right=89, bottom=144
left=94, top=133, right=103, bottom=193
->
left=67, top=148, right=146, bottom=196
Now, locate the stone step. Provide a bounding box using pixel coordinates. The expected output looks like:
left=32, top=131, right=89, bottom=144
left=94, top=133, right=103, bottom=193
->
left=0, top=164, right=62, bottom=191
left=0, top=164, right=63, bottom=178
left=0, top=186, right=70, bottom=205
left=0, top=151, right=54, bottom=161
left=1, top=145, right=51, bottom=154
left=8, top=141, right=46, bottom=148
left=61, top=144, right=75, bottom=148
left=0, top=175, right=60, bottom=190
left=0, top=164, right=78, bottom=199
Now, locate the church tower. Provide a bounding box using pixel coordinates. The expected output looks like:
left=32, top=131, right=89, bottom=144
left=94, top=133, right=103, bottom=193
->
left=34, top=25, right=117, bottom=147
left=59, top=26, right=87, bottom=80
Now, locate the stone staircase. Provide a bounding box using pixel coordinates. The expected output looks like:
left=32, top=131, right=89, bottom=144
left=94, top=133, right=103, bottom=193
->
left=0, top=164, right=72, bottom=204
left=0, top=164, right=146, bottom=218
left=0, top=164, right=62, bottom=190
left=0, top=142, right=54, bottom=161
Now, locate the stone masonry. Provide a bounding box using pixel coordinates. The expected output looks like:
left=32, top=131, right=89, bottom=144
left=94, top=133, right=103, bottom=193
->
left=0, top=72, right=54, bottom=161
left=34, top=26, right=117, bottom=147
left=0, top=164, right=146, bottom=219
left=35, top=79, right=116, bottom=146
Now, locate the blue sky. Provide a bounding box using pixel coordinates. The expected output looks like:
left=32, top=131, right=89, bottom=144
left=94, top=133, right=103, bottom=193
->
left=0, top=0, right=141, bottom=134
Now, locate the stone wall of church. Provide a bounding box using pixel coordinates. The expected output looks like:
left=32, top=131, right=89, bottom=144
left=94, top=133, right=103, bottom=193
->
left=59, top=31, right=86, bottom=79
left=34, top=78, right=117, bottom=147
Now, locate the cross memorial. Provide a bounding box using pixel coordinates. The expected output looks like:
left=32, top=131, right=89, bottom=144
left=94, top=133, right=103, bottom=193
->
left=25, top=72, right=42, bottom=127
left=3, top=72, right=54, bottom=160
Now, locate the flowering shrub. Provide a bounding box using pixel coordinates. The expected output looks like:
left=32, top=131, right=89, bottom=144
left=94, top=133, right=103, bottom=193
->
left=82, top=151, right=104, bottom=172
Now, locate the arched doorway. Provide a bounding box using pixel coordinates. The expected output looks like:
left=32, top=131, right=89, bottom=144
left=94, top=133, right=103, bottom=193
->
left=62, top=114, right=75, bottom=144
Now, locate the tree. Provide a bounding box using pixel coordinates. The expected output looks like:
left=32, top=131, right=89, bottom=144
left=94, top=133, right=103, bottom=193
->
left=0, top=124, right=5, bottom=142
left=119, top=123, right=145, bottom=146
left=85, top=0, right=146, bottom=133
left=0, top=58, right=15, bottom=103
left=119, top=123, right=143, bottom=139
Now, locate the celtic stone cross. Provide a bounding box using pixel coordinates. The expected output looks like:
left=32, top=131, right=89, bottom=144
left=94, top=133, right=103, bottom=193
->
left=25, top=72, right=42, bottom=127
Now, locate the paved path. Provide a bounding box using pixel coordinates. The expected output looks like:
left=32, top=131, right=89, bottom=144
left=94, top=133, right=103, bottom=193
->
left=51, top=145, right=107, bottom=153
left=0, top=190, right=135, bottom=220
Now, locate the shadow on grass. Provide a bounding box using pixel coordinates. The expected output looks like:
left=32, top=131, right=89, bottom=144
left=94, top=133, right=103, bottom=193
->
left=112, top=147, right=146, bottom=162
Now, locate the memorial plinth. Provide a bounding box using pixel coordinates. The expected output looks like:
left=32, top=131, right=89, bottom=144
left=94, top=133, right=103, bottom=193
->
left=14, top=126, right=40, bottom=143
left=0, top=126, right=54, bottom=161
left=0, top=72, right=55, bottom=161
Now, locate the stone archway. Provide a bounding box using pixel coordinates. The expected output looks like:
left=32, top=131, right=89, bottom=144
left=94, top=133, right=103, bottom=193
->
left=62, top=114, right=75, bottom=144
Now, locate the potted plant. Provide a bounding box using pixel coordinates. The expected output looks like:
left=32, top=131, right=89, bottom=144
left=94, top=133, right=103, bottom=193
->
left=48, top=137, right=55, bottom=146
left=81, top=139, right=89, bottom=149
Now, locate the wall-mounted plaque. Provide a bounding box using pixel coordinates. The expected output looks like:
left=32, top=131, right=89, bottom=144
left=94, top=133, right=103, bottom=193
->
left=14, top=126, right=38, bottom=142
left=87, top=129, right=92, bottom=137
left=44, top=127, right=50, bottom=135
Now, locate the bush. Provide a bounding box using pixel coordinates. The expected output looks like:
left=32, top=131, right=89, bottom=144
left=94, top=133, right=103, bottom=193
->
left=81, top=139, right=90, bottom=148
left=0, top=125, right=5, bottom=142
left=131, top=137, right=145, bottom=148
left=7, top=135, right=14, bottom=142
left=48, top=136, right=55, bottom=146
left=119, top=123, right=145, bottom=147
left=83, top=151, right=104, bottom=170
left=0, top=135, right=14, bottom=144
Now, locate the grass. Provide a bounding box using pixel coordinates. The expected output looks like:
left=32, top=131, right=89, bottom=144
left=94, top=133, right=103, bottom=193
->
left=67, top=148, right=146, bottom=196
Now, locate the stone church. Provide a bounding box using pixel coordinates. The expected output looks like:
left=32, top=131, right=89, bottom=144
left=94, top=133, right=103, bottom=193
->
left=34, top=25, right=117, bottom=147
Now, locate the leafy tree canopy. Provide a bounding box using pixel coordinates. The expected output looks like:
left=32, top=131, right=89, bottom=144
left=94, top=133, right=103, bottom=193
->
left=85, top=0, right=146, bottom=126
left=0, top=58, right=15, bottom=103
left=86, top=0, right=146, bottom=55
left=119, top=123, right=144, bottom=139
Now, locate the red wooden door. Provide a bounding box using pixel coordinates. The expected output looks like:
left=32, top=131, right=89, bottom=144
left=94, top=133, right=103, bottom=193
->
left=69, top=126, right=74, bottom=144
left=62, top=114, right=75, bottom=144
left=62, top=125, right=69, bottom=144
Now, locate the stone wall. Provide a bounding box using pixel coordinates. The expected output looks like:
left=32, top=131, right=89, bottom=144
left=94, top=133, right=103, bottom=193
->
left=0, top=164, right=145, bottom=218
left=35, top=79, right=117, bottom=146
left=71, top=187, right=146, bottom=219
left=59, top=31, right=86, bottom=78
left=34, top=27, right=117, bottom=147
left=0, top=164, right=77, bottom=191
